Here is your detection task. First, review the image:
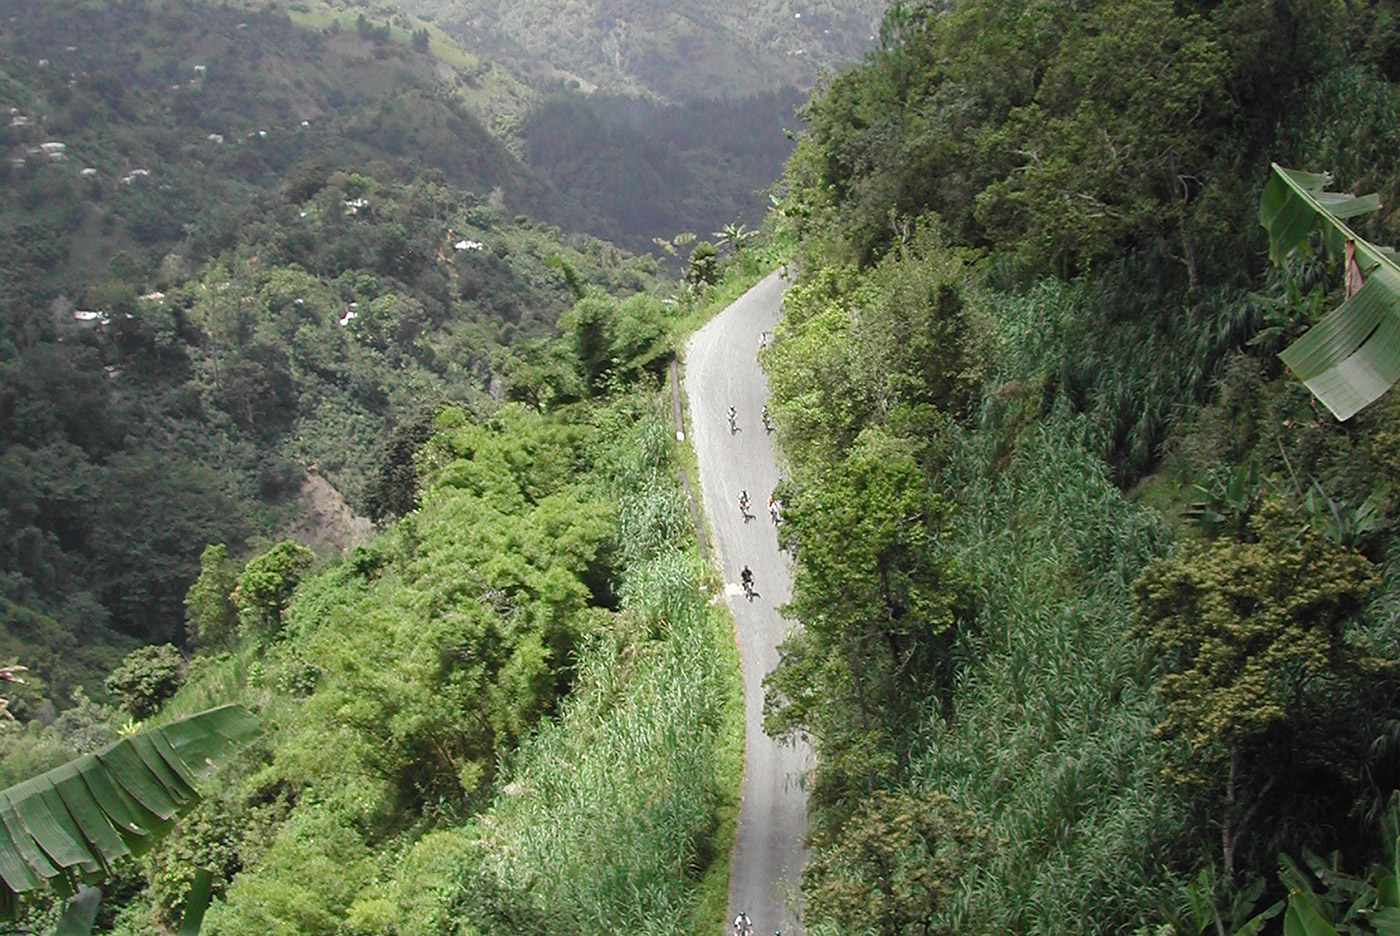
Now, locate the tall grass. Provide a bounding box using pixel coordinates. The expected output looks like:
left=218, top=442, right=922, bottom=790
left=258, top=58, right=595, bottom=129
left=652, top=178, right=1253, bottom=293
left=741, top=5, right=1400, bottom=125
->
left=916, top=412, right=1196, bottom=933
left=776, top=269, right=1208, bottom=933
left=977, top=262, right=1267, bottom=487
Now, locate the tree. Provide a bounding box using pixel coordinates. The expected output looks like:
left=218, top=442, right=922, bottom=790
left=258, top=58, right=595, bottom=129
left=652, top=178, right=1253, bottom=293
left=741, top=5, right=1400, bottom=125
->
left=566, top=294, right=615, bottom=395
left=765, top=427, right=965, bottom=810
left=712, top=221, right=754, bottom=257
left=1134, top=498, right=1384, bottom=881
left=685, top=241, right=718, bottom=288
left=233, top=541, right=314, bottom=636
left=105, top=644, right=185, bottom=719
left=804, top=789, right=987, bottom=936
left=365, top=411, right=439, bottom=523
left=973, top=0, right=1231, bottom=277
left=184, top=544, right=239, bottom=649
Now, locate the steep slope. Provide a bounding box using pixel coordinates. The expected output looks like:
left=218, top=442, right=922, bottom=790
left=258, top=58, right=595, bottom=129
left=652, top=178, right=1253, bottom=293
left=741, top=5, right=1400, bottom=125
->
left=0, top=0, right=667, bottom=703
left=0, top=0, right=579, bottom=285
left=401, top=0, right=886, bottom=102
left=757, top=0, right=1400, bottom=932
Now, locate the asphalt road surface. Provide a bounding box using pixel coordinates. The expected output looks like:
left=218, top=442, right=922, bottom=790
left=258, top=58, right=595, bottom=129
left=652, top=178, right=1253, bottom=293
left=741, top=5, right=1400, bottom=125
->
left=684, top=270, right=811, bottom=936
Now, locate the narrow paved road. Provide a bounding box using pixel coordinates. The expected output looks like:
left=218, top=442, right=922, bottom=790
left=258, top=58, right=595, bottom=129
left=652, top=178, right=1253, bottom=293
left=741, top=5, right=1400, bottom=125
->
left=684, top=271, right=811, bottom=936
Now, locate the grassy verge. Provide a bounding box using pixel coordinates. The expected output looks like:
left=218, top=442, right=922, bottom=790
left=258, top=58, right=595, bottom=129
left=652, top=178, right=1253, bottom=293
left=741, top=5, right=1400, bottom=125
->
left=687, top=586, right=746, bottom=935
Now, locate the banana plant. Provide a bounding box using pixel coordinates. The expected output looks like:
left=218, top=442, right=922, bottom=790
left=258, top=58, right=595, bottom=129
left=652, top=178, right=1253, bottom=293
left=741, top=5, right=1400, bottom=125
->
left=1303, top=479, right=1386, bottom=550
left=1183, top=460, right=1261, bottom=542
left=1181, top=864, right=1282, bottom=936
left=1259, top=164, right=1400, bottom=421
left=0, top=704, right=259, bottom=926
left=1275, top=795, right=1400, bottom=936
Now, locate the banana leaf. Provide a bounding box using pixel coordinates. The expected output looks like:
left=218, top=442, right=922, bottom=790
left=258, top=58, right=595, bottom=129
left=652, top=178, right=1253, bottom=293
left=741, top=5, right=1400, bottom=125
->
left=178, top=869, right=214, bottom=936
left=50, top=885, right=100, bottom=936
left=0, top=705, right=258, bottom=921
left=1261, top=164, right=1398, bottom=421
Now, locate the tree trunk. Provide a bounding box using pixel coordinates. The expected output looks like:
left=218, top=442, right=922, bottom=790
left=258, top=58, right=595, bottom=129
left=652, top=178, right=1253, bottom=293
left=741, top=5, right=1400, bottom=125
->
left=1222, top=741, right=1238, bottom=888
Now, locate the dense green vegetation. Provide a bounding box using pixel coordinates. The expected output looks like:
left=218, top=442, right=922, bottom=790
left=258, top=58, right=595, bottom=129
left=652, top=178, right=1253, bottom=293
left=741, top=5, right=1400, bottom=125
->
left=0, top=0, right=807, bottom=705
left=0, top=150, right=656, bottom=700
left=24, top=0, right=1400, bottom=931
left=0, top=284, right=751, bottom=932
left=0, top=4, right=776, bottom=927
left=0, top=0, right=705, bottom=701
left=760, top=0, right=1400, bottom=932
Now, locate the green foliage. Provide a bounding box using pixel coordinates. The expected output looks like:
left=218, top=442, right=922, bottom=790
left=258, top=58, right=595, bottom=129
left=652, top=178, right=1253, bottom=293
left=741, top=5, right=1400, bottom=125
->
left=1261, top=165, right=1400, bottom=421
left=511, top=293, right=673, bottom=404
left=685, top=241, right=719, bottom=288
left=0, top=704, right=258, bottom=920
left=1184, top=461, right=1263, bottom=543
left=0, top=0, right=662, bottom=693
left=120, top=395, right=737, bottom=936
left=803, top=790, right=987, bottom=936
left=1178, top=866, right=1281, bottom=936
left=1135, top=498, right=1393, bottom=880
left=1270, top=796, right=1400, bottom=936
left=104, top=645, right=185, bottom=720
left=767, top=227, right=985, bottom=463
left=184, top=546, right=239, bottom=651
left=1136, top=500, right=1379, bottom=768
left=398, top=0, right=879, bottom=101
left=765, top=426, right=965, bottom=809
left=1304, top=481, right=1388, bottom=552
left=761, top=0, right=1400, bottom=927
left=232, top=542, right=314, bottom=638
left=422, top=526, right=733, bottom=936
left=364, top=410, right=440, bottom=523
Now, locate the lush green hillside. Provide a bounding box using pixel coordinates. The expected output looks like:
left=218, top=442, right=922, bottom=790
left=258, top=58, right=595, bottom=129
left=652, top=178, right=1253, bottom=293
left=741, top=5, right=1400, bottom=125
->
left=399, top=0, right=885, bottom=102
left=0, top=0, right=675, bottom=702
left=1, top=365, right=748, bottom=936
left=0, top=0, right=580, bottom=282
left=761, top=0, right=1400, bottom=932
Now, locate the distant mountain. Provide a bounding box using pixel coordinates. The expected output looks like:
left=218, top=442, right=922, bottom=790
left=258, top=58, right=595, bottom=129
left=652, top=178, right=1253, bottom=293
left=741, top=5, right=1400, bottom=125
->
left=0, top=0, right=579, bottom=280
left=399, top=0, right=887, bottom=101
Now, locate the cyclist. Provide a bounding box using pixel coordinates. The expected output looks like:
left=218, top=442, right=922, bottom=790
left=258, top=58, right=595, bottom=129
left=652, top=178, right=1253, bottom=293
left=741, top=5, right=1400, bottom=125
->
left=761, top=405, right=773, bottom=433
left=727, top=406, right=737, bottom=433
left=768, top=495, right=780, bottom=524
left=739, top=489, right=751, bottom=513
left=740, top=565, right=754, bottom=598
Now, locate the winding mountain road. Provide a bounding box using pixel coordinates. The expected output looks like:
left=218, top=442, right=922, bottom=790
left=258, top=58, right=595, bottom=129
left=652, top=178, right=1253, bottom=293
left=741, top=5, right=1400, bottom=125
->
left=683, top=270, right=811, bottom=936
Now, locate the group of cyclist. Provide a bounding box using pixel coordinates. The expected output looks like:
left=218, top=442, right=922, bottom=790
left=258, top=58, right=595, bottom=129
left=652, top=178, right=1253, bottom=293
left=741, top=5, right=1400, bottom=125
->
left=728, top=405, right=775, bottom=436
left=729, top=403, right=783, bottom=603
left=737, top=489, right=780, bottom=524
left=727, top=346, right=784, bottom=936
